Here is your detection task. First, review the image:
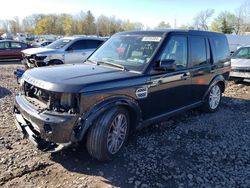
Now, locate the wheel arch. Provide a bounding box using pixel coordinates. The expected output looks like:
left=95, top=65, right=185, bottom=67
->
left=202, top=74, right=226, bottom=100
left=75, top=96, right=142, bottom=142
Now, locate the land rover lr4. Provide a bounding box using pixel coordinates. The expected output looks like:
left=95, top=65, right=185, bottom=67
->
left=14, top=30, right=231, bottom=161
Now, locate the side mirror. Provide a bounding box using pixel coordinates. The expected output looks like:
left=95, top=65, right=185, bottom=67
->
left=155, top=59, right=176, bottom=71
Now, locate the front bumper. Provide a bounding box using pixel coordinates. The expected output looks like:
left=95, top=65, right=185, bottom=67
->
left=14, top=95, right=79, bottom=152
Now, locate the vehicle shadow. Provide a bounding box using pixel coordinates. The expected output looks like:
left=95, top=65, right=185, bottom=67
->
left=0, top=86, right=12, bottom=98
left=49, top=109, right=207, bottom=187
left=50, top=96, right=250, bottom=188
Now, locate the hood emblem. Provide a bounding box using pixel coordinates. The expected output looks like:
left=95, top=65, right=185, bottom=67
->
left=136, top=87, right=148, bottom=99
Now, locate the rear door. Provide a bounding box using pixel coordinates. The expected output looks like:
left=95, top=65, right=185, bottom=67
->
left=0, top=42, right=10, bottom=59
left=188, top=35, right=213, bottom=103
left=10, top=41, right=23, bottom=59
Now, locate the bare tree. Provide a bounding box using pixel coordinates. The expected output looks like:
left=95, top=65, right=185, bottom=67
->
left=193, top=9, right=215, bottom=30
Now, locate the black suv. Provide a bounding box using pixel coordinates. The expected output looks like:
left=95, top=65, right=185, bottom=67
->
left=14, top=30, right=231, bottom=161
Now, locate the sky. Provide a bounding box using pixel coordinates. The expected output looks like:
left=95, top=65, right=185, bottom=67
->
left=0, top=0, right=247, bottom=28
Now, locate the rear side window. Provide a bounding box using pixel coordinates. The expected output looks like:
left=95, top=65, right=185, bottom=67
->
left=210, top=36, right=230, bottom=63
left=190, top=36, right=207, bottom=67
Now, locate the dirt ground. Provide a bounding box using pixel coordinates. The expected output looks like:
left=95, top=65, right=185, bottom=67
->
left=0, top=63, right=249, bottom=188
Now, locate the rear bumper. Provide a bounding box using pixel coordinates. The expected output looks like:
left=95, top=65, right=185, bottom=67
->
left=14, top=95, right=79, bottom=152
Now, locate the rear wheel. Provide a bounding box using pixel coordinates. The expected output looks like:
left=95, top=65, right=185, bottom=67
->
left=201, top=83, right=222, bottom=112
left=86, top=107, right=129, bottom=161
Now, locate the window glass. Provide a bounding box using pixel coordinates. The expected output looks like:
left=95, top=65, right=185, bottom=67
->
left=11, top=42, right=22, bottom=48
left=0, top=42, right=10, bottom=49
left=21, top=43, right=28, bottom=48
left=85, top=40, right=103, bottom=49
left=232, top=47, right=250, bottom=59
left=46, top=39, right=72, bottom=49
left=89, top=35, right=162, bottom=72
left=190, top=36, right=207, bottom=66
left=211, top=36, right=230, bottom=63
left=160, top=36, right=187, bottom=69
left=69, top=40, right=86, bottom=50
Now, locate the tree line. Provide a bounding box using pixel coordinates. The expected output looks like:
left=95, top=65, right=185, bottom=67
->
left=0, top=0, right=249, bottom=36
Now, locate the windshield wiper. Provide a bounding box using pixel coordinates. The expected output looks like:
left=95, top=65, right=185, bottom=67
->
left=86, top=59, right=97, bottom=64
left=96, top=60, right=128, bottom=71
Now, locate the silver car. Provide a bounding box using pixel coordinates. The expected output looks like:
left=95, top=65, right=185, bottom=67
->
left=22, top=36, right=105, bottom=68
left=230, top=46, right=250, bottom=82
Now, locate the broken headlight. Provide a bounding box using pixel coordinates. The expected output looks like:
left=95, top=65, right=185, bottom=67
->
left=59, top=93, right=80, bottom=114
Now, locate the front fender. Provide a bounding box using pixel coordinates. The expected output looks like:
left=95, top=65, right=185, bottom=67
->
left=75, top=96, right=142, bottom=141
left=202, top=74, right=226, bottom=100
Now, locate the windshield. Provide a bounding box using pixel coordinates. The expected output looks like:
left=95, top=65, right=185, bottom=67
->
left=232, top=47, right=250, bottom=59
left=89, top=34, right=163, bottom=72
left=46, top=38, right=72, bottom=49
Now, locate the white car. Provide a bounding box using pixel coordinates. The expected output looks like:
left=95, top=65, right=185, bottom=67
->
left=22, top=36, right=105, bottom=68
left=230, top=46, right=250, bottom=82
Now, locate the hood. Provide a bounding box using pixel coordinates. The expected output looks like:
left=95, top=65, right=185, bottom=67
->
left=21, top=47, right=59, bottom=56
left=231, top=58, right=250, bottom=68
left=22, top=63, right=140, bottom=93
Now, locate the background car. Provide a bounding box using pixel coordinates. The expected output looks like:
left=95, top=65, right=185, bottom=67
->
left=0, top=40, right=32, bottom=60
left=31, top=41, right=53, bottom=48
left=230, top=46, right=250, bottom=82
left=22, top=36, right=106, bottom=67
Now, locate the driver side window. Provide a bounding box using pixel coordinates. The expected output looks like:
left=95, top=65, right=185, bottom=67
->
left=160, top=36, right=187, bottom=69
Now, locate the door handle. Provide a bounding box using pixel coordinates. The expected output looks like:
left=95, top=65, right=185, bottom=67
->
left=82, top=52, right=87, bottom=55
left=181, top=72, right=191, bottom=80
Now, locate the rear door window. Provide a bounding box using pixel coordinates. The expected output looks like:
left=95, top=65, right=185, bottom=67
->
left=189, top=36, right=207, bottom=67
left=85, top=40, right=103, bottom=49
left=69, top=40, right=86, bottom=50
left=11, top=42, right=22, bottom=48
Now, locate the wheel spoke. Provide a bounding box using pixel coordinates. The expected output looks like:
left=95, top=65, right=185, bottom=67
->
left=107, top=113, right=128, bottom=154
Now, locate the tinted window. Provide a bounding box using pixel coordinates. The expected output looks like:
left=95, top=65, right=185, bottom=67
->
left=211, top=36, right=230, bottom=63
left=85, top=40, right=103, bottom=49
left=11, top=42, right=22, bottom=48
left=232, top=47, right=250, bottom=59
left=0, top=42, right=10, bottom=49
left=69, top=40, right=86, bottom=50
left=160, top=36, right=188, bottom=69
left=190, top=36, right=207, bottom=67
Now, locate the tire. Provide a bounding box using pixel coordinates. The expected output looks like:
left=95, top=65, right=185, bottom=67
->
left=86, top=107, right=130, bottom=161
left=201, top=83, right=222, bottom=113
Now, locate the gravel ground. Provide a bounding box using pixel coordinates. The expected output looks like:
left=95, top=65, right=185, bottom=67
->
left=0, top=63, right=249, bottom=188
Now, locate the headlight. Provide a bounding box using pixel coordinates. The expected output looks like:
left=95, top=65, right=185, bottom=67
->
left=60, top=93, right=80, bottom=114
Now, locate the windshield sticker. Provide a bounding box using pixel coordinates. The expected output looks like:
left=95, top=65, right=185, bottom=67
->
left=142, top=37, right=162, bottom=42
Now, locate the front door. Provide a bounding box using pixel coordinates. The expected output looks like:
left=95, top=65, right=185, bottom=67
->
left=139, top=35, right=192, bottom=120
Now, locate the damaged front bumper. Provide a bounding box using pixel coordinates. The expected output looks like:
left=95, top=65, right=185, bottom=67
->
left=14, top=95, right=79, bottom=152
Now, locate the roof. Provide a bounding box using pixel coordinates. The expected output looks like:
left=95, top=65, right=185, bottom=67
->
left=63, top=36, right=105, bottom=41
left=115, top=29, right=225, bottom=37
left=0, top=40, right=26, bottom=43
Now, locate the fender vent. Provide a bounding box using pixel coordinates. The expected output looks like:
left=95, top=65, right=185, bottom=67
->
left=136, top=87, right=148, bottom=99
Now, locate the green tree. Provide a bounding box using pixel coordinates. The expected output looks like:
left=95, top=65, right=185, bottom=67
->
left=156, top=21, right=171, bottom=29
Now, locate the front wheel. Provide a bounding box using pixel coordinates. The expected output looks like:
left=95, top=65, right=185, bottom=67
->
left=86, top=107, right=130, bottom=161
left=201, top=84, right=222, bottom=112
